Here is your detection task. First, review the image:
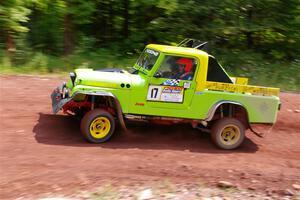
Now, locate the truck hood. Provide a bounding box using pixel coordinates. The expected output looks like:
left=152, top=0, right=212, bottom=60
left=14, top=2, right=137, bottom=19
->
left=74, top=69, right=133, bottom=89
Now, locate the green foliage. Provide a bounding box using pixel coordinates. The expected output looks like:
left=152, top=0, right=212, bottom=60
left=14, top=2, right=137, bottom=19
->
left=27, top=0, right=64, bottom=54
left=0, top=0, right=299, bottom=91
left=0, top=0, right=31, bottom=33
left=214, top=49, right=300, bottom=91
left=63, top=0, right=95, bottom=25
left=1, top=0, right=299, bottom=57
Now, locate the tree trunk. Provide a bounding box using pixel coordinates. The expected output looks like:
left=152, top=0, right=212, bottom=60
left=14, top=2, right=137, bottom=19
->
left=64, top=14, right=74, bottom=55
left=123, top=0, right=129, bottom=38
left=246, top=7, right=253, bottom=48
left=246, top=32, right=253, bottom=47
left=5, top=31, right=15, bottom=58
left=108, top=0, right=114, bottom=41
left=6, top=31, right=14, bottom=50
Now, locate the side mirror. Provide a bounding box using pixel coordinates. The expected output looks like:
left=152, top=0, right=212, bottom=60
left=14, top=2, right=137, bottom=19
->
left=154, top=71, right=162, bottom=78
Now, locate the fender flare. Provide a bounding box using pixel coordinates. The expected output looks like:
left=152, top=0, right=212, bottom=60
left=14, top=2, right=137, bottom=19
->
left=205, top=100, right=265, bottom=137
left=71, top=91, right=127, bottom=131
left=205, top=100, right=247, bottom=121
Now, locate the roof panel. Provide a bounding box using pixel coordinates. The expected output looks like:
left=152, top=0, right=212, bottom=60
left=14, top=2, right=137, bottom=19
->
left=146, top=44, right=208, bottom=57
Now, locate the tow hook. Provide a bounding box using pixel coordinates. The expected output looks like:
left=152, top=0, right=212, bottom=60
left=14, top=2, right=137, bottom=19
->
left=62, top=82, right=69, bottom=99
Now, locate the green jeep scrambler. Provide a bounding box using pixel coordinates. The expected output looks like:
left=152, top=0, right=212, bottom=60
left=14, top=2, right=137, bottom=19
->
left=51, top=39, right=280, bottom=149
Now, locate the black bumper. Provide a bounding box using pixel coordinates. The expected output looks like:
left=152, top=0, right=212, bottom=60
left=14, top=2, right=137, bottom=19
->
left=51, top=84, right=71, bottom=114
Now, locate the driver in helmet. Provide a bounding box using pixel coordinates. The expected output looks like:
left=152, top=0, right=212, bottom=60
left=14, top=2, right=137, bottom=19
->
left=172, top=58, right=194, bottom=80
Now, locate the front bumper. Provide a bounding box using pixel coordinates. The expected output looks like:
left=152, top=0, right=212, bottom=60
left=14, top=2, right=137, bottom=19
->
left=51, top=83, right=71, bottom=114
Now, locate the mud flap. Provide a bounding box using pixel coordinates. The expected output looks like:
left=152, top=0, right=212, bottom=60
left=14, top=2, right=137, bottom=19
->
left=249, top=123, right=274, bottom=138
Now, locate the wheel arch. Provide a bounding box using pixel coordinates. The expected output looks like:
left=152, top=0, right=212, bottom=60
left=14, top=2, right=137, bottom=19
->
left=205, top=100, right=250, bottom=129
left=72, top=91, right=127, bottom=131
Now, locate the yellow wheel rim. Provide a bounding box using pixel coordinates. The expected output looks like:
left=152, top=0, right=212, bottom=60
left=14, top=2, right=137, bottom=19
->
left=89, top=117, right=111, bottom=139
left=220, top=124, right=241, bottom=145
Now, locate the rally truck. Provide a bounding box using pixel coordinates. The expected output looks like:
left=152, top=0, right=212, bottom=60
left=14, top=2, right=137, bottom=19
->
left=51, top=39, right=281, bottom=149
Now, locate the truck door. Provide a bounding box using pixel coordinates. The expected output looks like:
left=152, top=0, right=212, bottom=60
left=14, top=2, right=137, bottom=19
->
left=146, top=55, right=199, bottom=110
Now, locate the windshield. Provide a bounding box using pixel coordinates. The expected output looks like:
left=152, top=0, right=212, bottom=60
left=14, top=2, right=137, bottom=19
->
left=136, top=48, right=160, bottom=71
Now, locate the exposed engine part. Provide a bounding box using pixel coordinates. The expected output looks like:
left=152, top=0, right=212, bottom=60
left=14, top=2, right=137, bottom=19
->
left=200, top=121, right=208, bottom=127
left=195, top=126, right=211, bottom=133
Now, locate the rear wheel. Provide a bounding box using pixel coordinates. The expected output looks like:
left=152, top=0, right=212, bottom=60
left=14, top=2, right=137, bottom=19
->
left=211, top=117, right=245, bottom=150
left=80, top=109, right=115, bottom=143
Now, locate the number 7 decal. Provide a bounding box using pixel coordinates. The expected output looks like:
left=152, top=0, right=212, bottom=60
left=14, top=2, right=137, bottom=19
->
left=151, top=88, right=159, bottom=98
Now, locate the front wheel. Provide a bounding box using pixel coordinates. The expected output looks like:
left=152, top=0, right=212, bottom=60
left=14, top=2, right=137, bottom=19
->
left=211, top=117, right=245, bottom=150
left=80, top=109, right=115, bottom=143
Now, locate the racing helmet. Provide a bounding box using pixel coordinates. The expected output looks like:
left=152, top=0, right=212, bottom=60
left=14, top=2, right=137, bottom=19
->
left=176, top=58, right=193, bottom=73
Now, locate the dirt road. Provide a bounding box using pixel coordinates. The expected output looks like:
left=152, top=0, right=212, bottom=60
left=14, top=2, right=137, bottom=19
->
left=0, top=75, right=299, bottom=199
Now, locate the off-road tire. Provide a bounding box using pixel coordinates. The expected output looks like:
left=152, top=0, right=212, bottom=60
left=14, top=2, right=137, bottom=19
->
left=211, top=117, right=245, bottom=150
left=80, top=109, right=115, bottom=143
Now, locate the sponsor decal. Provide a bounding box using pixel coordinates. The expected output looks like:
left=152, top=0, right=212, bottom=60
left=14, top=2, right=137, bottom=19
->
left=145, top=49, right=159, bottom=56
left=147, top=85, right=184, bottom=103
left=162, top=86, right=182, bottom=93
left=135, top=102, right=145, bottom=106
left=183, top=82, right=191, bottom=89
left=161, top=79, right=180, bottom=86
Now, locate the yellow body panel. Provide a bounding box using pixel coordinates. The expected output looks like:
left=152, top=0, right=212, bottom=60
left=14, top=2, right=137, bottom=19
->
left=235, top=77, right=248, bottom=85
left=230, top=77, right=249, bottom=85
left=147, top=44, right=209, bottom=57
left=205, top=81, right=280, bottom=97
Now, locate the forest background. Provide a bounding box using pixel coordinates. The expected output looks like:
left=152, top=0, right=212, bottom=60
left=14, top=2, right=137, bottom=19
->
left=0, top=0, right=299, bottom=90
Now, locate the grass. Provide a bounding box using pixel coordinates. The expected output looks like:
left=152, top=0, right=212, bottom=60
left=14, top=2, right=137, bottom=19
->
left=0, top=48, right=299, bottom=91
left=0, top=49, right=136, bottom=75
left=89, top=184, right=120, bottom=200
left=76, top=181, right=278, bottom=200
